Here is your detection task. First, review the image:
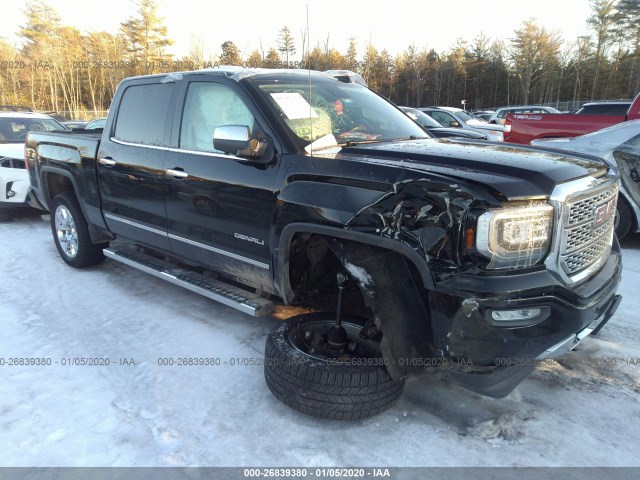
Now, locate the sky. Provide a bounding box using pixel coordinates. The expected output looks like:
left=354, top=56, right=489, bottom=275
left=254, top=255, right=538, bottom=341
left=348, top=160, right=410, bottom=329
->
left=3, top=0, right=595, bottom=61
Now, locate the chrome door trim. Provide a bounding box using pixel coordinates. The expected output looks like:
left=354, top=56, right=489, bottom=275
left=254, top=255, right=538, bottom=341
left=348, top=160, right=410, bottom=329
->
left=103, top=213, right=269, bottom=269
left=168, top=234, right=270, bottom=269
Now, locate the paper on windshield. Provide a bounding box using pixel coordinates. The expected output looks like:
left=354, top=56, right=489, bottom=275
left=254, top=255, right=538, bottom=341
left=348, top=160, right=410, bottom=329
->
left=270, top=92, right=319, bottom=120
left=304, top=134, right=340, bottom=154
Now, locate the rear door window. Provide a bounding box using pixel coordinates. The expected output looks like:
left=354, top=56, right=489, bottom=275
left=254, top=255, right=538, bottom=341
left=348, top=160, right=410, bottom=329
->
left=576, top=104, right=630, bottom=115
left=430, top=111, right=455, bottom=126
left=114, top=83, right=174, bottom=146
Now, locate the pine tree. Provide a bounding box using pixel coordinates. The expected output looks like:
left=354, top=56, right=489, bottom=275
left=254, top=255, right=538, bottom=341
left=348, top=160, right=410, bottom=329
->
left=588, top=0, right=617, bottom=99
left=614, top=0, right=640, bottom=95
left=346, top=37, right=358, bottom=71
left=120, top=0, right=173, bottom=74
left=220, top=41, right=242, bottom=65
left=277, top=26, right=296, bottom=67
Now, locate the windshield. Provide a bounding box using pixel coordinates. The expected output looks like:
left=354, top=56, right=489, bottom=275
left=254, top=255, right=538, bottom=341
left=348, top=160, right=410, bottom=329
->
left=454, top=110, right=476, bottom=122
left=402, top=108, right=442, bottom=129
left=0, top=117, right=66, bottom=143
left=85, top=118, right=106, bottom=130
left=252, top=77, right=428, bottom=152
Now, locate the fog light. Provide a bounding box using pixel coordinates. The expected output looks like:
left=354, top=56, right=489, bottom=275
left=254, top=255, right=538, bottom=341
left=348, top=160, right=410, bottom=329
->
left=486, top=306, right=550, bottom=327
left=6, top=181, right=15, bottom=199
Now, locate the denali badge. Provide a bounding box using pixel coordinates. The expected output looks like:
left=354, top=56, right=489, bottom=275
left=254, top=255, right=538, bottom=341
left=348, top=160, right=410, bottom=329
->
left=594, top=198, right=616, bottom=227
left=234, top=233, right=265, bottom=245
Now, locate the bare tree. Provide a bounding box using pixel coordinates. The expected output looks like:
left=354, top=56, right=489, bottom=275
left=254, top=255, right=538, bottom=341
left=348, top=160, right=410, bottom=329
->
left=509, top=19, right=562, bottom=103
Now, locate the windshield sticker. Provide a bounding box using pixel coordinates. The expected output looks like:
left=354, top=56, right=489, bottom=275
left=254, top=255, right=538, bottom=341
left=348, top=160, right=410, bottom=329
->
left=304, top=134, right=340, bottom=154
left=270, top=92, right=318, bottom=120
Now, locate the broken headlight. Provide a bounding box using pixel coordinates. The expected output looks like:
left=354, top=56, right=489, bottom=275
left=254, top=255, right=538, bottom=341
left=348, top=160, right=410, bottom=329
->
left=476, top=202, right=554, bottom=270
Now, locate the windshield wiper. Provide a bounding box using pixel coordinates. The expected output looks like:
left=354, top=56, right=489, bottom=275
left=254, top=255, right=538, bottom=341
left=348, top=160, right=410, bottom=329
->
left=390, top=135, right=428, bottom=141
left=341, top=140, right=382, bottom=147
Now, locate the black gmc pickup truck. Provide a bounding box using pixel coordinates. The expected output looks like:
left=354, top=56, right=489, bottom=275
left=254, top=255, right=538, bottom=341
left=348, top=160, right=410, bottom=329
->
left=26, top=68, right=622, bottom=420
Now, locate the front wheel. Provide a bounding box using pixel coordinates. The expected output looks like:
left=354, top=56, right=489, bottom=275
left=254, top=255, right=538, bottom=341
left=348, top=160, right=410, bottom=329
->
left=264, top=313, right=404, bottom=420
left=50, top=192, right=107, bottom=268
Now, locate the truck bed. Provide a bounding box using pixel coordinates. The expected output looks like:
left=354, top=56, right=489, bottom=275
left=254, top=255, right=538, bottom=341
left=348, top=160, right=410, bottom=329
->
left=25, top=129, right=103, bottom=216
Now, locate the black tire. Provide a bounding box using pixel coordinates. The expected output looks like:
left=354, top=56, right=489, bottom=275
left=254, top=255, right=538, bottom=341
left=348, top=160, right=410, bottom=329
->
left=616, top=196, right=633, bottom=240
left=264, top=313, right=404, bottom=420
left=50, top=192, right=107, bottom=268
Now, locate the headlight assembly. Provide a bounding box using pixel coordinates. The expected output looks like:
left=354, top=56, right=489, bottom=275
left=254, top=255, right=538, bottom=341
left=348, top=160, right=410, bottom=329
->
left=476, top=202, right=554, bottom=270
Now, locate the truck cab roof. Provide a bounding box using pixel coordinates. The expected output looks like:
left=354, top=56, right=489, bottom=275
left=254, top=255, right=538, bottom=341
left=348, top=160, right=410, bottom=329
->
left=124, top=67, right=352, bottom=85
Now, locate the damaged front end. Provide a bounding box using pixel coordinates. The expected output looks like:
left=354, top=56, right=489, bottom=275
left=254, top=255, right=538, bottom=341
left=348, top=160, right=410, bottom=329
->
left=324, top=172, right=622, bottom=398
left=345, top=177, right=479, bottom=271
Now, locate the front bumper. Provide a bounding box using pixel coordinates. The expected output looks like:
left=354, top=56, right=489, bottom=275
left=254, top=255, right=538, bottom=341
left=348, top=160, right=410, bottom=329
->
left=0, top=165, right=30, bottom=207
left=429, top=237, right=623, bottom=397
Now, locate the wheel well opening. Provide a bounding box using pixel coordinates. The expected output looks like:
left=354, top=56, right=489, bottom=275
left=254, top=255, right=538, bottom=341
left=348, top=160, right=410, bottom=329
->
left=287, top=233, right=371, bottom=319
left=286, top=233, right=431, bottom=320
left=286, top=232, right=435, bottom=379
left=45, top=173, right=74, bottom=204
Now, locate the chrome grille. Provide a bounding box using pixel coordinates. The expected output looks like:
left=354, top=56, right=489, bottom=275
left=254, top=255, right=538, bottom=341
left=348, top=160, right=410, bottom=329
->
left=565, top=217, right=615, bottom=252
left=564, top=236, right=612, bottom=274
left=568, top=188, right=618, bottom=226
left=559, top=182, right=618, bottom=277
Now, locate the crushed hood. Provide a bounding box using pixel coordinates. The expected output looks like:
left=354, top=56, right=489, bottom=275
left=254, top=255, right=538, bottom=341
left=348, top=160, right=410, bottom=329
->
left=336, top=138, right=607, bottom=200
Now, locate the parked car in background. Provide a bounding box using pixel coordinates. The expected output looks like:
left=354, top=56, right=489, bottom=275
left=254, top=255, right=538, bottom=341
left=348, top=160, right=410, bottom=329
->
left=0, top=110, right=67, bottom=220
left=420, top=106, right=504, bottom=141
left=84, top=117, right=107, bottom=130
left=575, top=101, right=633, bottom=116
left=489, top=105, right=561, bottom=124
left=63, top=120, right=89, bottom=129
left=531, top=120, right=640, bottom=239
left=400, top=107, right=487, bottom=140
left=504, top=93, right=640, bottom=144
left=42, top=111, right=68, bottom=123
left=470, top=110, right=495, bottom=122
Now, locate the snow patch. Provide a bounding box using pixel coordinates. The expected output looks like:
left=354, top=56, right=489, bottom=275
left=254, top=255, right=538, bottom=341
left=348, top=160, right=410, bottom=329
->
left=342, top=261, right=374, bottom=288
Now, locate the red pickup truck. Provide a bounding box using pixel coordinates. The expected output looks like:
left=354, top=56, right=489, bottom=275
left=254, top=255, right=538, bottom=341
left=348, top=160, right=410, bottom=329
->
left=504, top=93, right=640, bottom=144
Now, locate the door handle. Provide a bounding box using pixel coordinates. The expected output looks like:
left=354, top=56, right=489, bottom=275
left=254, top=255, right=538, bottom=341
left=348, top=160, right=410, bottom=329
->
left=165, top=168, right=189, bottom=179
left=99, top=158, right=116, bottom=167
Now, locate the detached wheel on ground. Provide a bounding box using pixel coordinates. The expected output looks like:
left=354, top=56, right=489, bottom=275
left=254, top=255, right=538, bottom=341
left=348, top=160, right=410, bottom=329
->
left=50, top=192, right=107, bottom=268
left=264, top=312, right=404, bottom=420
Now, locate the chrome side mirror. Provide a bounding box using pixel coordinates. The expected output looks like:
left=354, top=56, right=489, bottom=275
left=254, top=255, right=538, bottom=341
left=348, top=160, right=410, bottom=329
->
left=213, top=125, right=270, bottom=160
left=213, top=125, right=251, bottom=154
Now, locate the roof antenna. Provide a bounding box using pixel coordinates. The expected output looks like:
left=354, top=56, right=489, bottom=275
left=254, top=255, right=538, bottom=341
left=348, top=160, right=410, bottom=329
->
left=306, top=3, right=313, bottom=157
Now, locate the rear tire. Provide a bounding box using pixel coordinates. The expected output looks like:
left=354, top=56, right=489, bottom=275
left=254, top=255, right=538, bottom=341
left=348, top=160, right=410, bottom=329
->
left=264, top=313, right=404, bottom=420
left=50, top=192, right=107, bottom=268
left=0, top=210, right=12, bottom=222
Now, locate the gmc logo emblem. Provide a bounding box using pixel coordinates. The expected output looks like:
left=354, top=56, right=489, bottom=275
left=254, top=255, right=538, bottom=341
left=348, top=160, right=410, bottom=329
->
left=594, top=198, right=616, bottom=227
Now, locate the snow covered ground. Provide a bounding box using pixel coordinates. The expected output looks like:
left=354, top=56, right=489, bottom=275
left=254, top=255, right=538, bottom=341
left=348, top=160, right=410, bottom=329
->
left=1, top=213, right=639, bottom=468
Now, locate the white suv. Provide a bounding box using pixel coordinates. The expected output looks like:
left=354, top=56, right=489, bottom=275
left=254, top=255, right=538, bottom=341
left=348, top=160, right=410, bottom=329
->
left=0, top=109, right=66, bottom=220
left=488, top=105, right=560, bottom=124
